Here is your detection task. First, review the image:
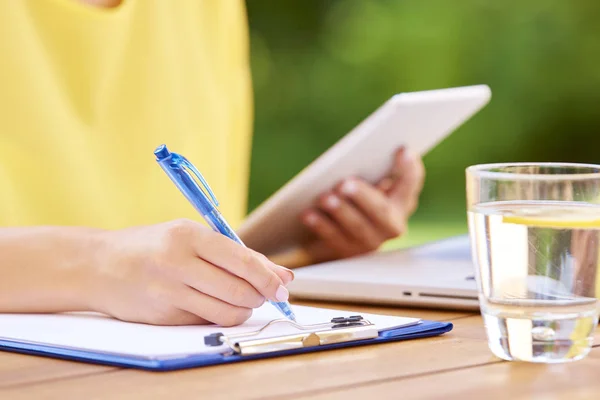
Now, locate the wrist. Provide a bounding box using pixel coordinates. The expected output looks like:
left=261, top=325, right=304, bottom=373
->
left=72, top=228, right=113, bottom=313
left=0, top=226, right=107, bottom=313
left=48, top=227, right=108, bottom=312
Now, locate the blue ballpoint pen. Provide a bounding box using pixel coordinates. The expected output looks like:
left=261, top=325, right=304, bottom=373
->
left=153, top=144, right=297, bottom=322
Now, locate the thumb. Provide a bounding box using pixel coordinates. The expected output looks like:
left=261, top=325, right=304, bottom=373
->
left=376, top=146, right=406, bottom=194
left=387, top=147, right=425, bottom=214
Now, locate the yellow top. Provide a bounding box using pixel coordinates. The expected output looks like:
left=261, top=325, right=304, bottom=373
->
left=0, top=0, right=253, bottom=229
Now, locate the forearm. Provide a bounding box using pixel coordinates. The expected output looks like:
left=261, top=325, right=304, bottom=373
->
left=0, top=227, right=102, bottom=313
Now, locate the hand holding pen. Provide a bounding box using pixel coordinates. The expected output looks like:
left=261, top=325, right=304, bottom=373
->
left=0, top=146, right=294, bottom=328
left=88, top=218, right=294, bottom=326
left=154, top=145, right=297, bottom=322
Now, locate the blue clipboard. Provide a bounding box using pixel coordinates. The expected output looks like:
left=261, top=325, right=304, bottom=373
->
left=0, top=319, right=452, bottom=371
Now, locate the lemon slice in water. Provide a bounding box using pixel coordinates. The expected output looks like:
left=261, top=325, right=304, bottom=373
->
left=502, top=205, right=600, bottom=229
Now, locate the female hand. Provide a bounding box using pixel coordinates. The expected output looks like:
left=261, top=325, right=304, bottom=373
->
left=88, top=219, right=294, bottom=326
left=300, top=146, right=425, bottom=264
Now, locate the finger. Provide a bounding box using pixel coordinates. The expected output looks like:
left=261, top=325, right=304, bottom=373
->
left=337, top=178, right=405, bottom=239
left=150, top=309, right=211, bottom=326
left=377, top=177, right=395, bottom=193
left=319, top=193, right=384, bottom=250
left=111, top=299, right=211, bottom=326
left=168, top=310, right=211, bottom=326
left=250, top=250, right=295, bottom=285
left=174, top=283, right=253, bottom=327
left=376, top=146, right=406, bottom=194
left=267, top=264, right=295, bottom=286
left=301, top=210, right=352, bottom=257
left=388, top=148, right=425, bottom=215
left=133, top=309, right=211, bottom=326
left=177, top=258, right=265, bottom=308
left=192, top=229, right=288, bottom=304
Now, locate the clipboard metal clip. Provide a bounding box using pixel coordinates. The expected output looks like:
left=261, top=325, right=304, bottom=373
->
left=204, top=316, right=379, bottom=356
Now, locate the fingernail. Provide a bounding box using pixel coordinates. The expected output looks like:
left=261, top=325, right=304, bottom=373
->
left=275, top=285, right=289, bottom=302
left=304, top=212, right=318, bottom=226
left=325, top=195, right=340, bottom=209
left=278, top=265, right=295, bottom=285
left=341, top=179, right=357, bottom=196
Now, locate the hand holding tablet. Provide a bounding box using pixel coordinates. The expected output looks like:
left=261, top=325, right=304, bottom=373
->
left=238, top=85, right=492, bottom=261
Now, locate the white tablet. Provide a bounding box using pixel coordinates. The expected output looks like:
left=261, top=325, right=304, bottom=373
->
left=238, top=85, right=492, bottom=255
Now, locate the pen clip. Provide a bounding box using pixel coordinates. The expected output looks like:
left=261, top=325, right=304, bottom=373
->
left=170, top=153, right=220, bottom=208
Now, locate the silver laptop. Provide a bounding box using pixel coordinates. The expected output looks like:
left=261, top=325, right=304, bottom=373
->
left=288, top=235, right=480, bottom=311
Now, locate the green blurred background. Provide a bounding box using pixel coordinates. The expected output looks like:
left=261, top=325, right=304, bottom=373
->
left=245, top=0, right=600, bottom=248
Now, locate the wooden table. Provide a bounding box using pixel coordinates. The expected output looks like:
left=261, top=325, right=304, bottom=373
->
left=1, top=301, right=599, bottom=399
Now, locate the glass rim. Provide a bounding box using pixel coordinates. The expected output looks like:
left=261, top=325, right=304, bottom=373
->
left=466, top=162, right=600, bottom=181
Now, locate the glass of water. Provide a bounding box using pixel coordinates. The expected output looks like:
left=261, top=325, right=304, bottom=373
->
left=466, top=163, right=600, bottom=363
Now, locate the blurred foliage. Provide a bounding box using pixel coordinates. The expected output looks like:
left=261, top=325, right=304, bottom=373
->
left=245, top=0, right=600, bottom=240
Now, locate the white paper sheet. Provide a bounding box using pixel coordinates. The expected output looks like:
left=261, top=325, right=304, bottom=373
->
left=0, top=305, right=419, bottom=358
